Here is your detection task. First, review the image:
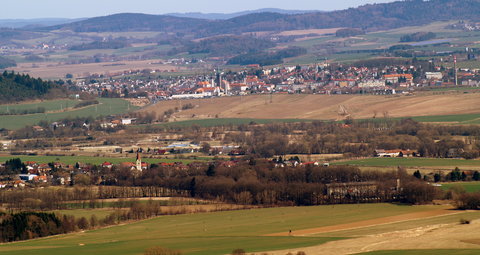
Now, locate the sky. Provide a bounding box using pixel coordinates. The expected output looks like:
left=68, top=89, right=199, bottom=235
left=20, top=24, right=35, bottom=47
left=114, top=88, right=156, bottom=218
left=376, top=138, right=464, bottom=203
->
left=0, top=0, right=396, bottom=19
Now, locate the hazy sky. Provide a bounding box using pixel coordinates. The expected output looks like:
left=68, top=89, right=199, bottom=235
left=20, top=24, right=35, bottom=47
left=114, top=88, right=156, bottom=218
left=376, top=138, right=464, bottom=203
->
left=1, top=0, right=396, bottom=19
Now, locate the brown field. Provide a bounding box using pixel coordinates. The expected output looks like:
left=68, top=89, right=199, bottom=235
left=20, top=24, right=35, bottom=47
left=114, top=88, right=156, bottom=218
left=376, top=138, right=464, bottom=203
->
left=267, top=209, right=480, bottom=255
left=267, top=208, right=459, bottom=237
left=12, top=60, right=183, bottom=79
left=277, top=28, right=343, bottom=36
left=143, top=93, right=480, bottom=121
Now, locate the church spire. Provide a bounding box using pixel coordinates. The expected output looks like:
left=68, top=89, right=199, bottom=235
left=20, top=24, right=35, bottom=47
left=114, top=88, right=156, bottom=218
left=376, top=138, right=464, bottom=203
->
left=136, top=150, right=142, bottom=171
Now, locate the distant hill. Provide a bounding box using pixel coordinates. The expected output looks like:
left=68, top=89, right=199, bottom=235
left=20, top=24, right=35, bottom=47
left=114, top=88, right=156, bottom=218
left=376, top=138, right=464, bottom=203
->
left=39, top=0, right=480, bottom=35
left=0, top=18, right=84, bottom=29
left=166, top=8, right=318, bottom=20
left=43, top=13, right=209, bottom=33
left=0, top=56, right=16, bottom=69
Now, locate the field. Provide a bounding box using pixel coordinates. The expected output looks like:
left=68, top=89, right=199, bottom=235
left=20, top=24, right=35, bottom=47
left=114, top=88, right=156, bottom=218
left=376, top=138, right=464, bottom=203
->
left=0, top=203, right=470, bottom=255
left=0, top=99, right=81, bottom=114
left=0, top=155, right=204, bottom=165
left=142, top=93, right=480, bottom=123
left=440, top=182, right=480, bottom=193
left=335, top=158, right=480, bottom=168
left=11, top=60, right=183, bottom=80
left=0, top=98, right=139, bottom=130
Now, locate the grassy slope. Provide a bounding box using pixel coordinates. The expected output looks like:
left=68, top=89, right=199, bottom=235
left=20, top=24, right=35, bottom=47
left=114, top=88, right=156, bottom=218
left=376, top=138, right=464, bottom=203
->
left=0, top=98, right=138, bottom=130
left=0, top=204, right=443, bottom=255
left=440, top=182, right=480, bottom=193
left=335, top=158, right=480, bottom=167
left=0, top=99, right=81, bottom=114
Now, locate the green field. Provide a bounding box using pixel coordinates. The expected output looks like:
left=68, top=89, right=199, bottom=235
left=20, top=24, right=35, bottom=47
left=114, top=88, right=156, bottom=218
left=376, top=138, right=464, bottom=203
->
left=360, top=250, right=480, bottom=255
left=0, top=203, right=447, bottom=255
left=407, top=113, right=480, bottom=124
left=0, top=99, right=81, bottom=114
left=335, top=158, right=480, bottom=167
left=440, top=182, right=480, bottom=193
left=0, top=155, right=204, bottom=165
left=51, top=208, right=120, bottom=220
left=0, top=98, right=139, bottom=130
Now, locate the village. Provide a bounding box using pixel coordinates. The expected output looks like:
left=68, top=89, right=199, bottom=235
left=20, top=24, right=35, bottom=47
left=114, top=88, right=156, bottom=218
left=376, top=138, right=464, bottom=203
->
left=73, top=60, right=480, bottom=102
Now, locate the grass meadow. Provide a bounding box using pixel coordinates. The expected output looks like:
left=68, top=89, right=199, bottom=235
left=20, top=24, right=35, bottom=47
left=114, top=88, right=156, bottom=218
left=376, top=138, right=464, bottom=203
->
left=334, top=158, right=480, bottom=167
left=359, top=250, right=480, bottom=255
left=0, top=99, right=81, bottom=114
left=440, top=182, right=480, bottom=193
left=0, top=98, right=138, bottom=130
left=0, top=204, right=448, bottom=255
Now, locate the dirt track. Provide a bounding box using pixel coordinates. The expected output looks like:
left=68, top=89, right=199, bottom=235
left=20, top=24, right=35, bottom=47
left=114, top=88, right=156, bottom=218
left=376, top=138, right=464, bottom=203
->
left=266, top=208, right=461, bottom=237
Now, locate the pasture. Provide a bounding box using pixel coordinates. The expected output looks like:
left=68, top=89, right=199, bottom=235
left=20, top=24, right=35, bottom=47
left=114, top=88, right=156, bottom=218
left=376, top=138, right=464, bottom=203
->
left=0, top=99, right=81, bottom=115
left=0, top=203, right=454, bottom=255
left=440, top=182, right=480, bottom=193
left=0, top=98, right=138, bottom=130
left=335, top=158, right=480, bottom=167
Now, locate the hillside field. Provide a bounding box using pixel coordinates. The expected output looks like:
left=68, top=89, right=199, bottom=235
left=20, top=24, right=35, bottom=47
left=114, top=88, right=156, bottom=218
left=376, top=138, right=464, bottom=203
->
left=0, top=99, right=81, bottom=114
left=0, top=203, right=469, bottom=255
left=142, top=93, right=480, bottom=123
left=0, top=98, right=138, bottom=130
left=440, top=182, right=480, bottom=193
left=334, top=158, right=480, bottom=167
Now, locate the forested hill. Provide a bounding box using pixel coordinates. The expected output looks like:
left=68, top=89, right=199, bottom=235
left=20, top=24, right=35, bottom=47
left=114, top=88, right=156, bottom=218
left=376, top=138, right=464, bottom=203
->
left=41, top=0, right=480, bottom=35
left=0, top=56, right=16, bottom=69
left=0, top=71, right=65, bottom=102
left=44, top=13, right=209, bottom=33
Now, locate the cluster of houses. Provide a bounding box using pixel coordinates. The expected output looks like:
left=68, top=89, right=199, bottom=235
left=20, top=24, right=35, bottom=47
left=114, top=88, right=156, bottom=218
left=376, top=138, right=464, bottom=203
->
left=374, top=149, right=418, bottom=157
left=71, top=62, right=480, bottom=102
left=0, top=153, right=243, bottom=189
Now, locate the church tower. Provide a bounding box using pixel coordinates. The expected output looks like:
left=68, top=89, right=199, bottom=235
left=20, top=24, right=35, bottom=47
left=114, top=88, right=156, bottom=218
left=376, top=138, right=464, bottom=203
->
left=136, top=150, right=142, bottom=171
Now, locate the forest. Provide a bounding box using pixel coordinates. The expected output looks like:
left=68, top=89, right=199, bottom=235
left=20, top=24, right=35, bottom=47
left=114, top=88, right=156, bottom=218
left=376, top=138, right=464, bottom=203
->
left=0, top=56, right=16, bottom=69
left=176, top=35, right=275, bottom=56
left=227, top=46, right=307, bottom=66
left=0, top=71, right=66, bottom=102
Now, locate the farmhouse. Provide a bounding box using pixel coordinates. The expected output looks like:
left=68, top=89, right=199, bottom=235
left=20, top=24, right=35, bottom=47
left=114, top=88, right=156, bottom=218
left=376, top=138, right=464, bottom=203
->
left=375, top=149, right=417, bottom=157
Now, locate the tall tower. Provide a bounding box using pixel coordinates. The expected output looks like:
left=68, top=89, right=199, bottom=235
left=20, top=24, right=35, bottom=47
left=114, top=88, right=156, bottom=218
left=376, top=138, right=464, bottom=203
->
left=135, top=150, right=142, bottom=171
left=454, top=55, right=458, bottom=86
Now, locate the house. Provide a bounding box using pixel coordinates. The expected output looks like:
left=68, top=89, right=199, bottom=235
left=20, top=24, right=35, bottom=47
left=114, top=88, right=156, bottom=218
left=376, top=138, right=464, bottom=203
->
left=121, top=118, right=136, bottom=125
left=101, top=162, right=113, bottom=168
left=375, top=149, right=417, bottom=157
left=13, top=180, right=26, bottom=188
left=302, top=161, right=319, bottom=167
left=383, top=74, right=413, bottom=85
left=425, top=72, right=443, bottom=80
left=32, top=126, right=45, bottom=132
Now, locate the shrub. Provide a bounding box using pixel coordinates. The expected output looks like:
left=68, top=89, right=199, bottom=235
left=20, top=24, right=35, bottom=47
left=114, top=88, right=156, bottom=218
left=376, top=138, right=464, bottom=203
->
left=144, top=246, right=182, bottom=255
left=232, top=249, right=246, bottom=255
